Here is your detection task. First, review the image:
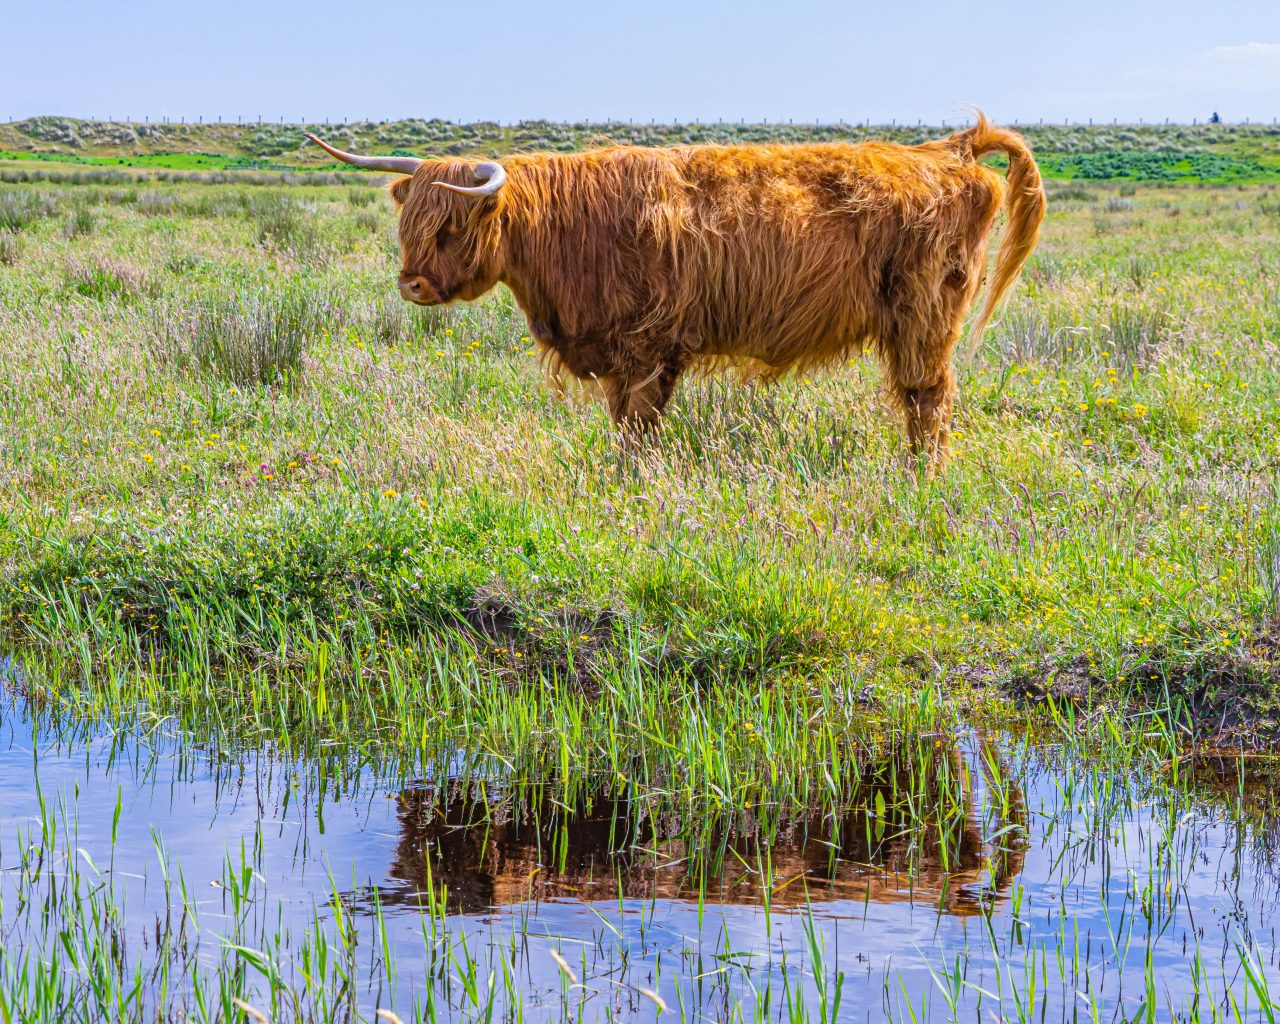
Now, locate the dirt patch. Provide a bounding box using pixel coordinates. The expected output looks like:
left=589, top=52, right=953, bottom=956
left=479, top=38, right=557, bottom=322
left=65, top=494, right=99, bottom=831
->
left=459, top=591, right=623, bottom=691
left=460, top=594, right=523, bottom=645
left=949, top=659, right=1011, bottom=693
left=1005, top=658, right=1095, bottom=707
left=1006, top=633, right=1280, bottom=749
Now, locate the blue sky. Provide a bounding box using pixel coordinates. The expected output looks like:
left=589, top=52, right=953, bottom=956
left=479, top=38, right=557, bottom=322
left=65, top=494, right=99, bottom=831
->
left=5, top=0, right=1278, bottom=125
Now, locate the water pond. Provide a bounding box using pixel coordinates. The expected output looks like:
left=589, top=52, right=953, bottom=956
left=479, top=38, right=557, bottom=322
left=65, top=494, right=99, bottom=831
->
left=1, top=690, right=1278, bottom=1022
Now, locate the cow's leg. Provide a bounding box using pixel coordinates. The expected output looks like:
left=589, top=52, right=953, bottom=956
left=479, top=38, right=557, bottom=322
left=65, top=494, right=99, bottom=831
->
left=603, top=359, right=684, bottom=432
left=885, top=327, right=958, bottom=473
left=882, top=258, right=975, bottom=474
left=900, top=370, right=954, bottom=469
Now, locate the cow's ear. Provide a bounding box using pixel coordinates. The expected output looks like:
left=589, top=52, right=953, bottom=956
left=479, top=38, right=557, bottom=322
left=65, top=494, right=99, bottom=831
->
left=468, top=196, right=504, bottom=228
left=387, top=176, right=413, bottom=208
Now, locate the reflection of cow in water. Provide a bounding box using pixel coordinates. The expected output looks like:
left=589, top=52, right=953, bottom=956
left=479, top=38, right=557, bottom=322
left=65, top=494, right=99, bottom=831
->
left=380, top=744, right=1027, bottom=917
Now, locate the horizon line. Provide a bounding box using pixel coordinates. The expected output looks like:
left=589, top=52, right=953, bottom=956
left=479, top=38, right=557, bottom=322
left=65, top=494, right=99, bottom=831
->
left=6, top=114, right=1276, bottom=129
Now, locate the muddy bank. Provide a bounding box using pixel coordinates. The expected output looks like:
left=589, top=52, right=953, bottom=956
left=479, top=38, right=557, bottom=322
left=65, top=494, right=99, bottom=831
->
left=1006, top=632, right=1280, bottom=748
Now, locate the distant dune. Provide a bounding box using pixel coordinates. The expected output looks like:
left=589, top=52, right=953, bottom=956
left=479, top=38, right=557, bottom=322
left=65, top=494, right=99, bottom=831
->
left=1, top=115, right=1277, bottom=181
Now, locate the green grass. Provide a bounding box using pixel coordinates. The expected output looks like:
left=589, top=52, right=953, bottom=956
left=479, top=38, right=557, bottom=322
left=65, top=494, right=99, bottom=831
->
left=0, top=176, right=1279, bottom=756
left=1040, top=149, right=1276, bottom=182
left=2, top=116, right=1278, bottom=181
left=0, top=149, right=286, bottom=170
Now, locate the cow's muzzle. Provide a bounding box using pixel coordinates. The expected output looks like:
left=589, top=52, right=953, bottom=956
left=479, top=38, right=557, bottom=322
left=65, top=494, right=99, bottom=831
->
left=398, top=274, right=434, bottom=305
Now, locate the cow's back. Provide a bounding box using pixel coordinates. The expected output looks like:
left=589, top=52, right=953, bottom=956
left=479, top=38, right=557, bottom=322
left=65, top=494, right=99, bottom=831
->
left=501, top=140, right=1004, bottom=378
left=658, top=141, right=1004, bottom=372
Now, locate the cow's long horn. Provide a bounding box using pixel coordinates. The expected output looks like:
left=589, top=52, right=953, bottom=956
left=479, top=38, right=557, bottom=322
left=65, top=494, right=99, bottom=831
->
left=303, top=133, right=423, bottom=175
left=432, top=161, right=506, bottom=197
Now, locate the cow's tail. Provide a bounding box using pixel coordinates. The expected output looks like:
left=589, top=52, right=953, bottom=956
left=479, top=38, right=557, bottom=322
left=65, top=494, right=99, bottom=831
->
left=954, top=112, right=1046, bottom=361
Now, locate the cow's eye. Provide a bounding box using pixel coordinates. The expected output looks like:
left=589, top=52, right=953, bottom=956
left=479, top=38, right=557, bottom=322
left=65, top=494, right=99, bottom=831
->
left=437, top=226, right=453, bottom=247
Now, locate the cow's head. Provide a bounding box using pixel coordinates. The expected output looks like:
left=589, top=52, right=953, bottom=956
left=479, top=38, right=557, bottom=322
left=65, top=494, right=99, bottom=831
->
left=304, top=133, right=507, bottom=306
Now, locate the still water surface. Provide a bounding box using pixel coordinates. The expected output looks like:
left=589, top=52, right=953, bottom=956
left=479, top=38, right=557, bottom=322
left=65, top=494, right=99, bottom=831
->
left=1, top=692, right=1278, bottom=1021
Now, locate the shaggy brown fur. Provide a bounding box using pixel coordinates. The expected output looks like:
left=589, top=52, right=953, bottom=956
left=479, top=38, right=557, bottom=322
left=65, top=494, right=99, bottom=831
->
left=385, top=112, right=1045, bottom=467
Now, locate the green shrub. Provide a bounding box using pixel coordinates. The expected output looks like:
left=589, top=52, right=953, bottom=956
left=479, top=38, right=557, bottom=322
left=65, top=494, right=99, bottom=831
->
left=1051, top=150, right=1269, bottom=182
left=61, top=207, right=95, bottom=238
left=1103, top=303, right=1174, bottom=367
left=250, top=194, right=329, bottom=261
left=63, top=255, right=149, bottom=301
left=1049, top=184, right=1094, bottom=203
left=150, top=288, right=327, bottom=385
left=0, top=189, right=57, bottom=231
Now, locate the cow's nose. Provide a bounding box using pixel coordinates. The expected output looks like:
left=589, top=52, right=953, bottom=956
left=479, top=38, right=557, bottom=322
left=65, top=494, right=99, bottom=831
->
left=398, top=275, right=430, bottom=303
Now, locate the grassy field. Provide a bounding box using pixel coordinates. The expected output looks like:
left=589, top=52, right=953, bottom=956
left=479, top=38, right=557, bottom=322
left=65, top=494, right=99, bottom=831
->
left=2, top=115, right=1279, bottom=181
left=1, top=173, right=1279, bottom=751
left=1, top=150, right=1280, bottom=1022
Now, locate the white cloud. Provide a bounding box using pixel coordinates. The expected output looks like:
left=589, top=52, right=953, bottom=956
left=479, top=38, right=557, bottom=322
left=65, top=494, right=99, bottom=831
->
left=1126, top=41, right=1280, bottom=93
left=1202, top=41, right=1280, bottom=62
left=1198, top=41, right=1280, bottom=88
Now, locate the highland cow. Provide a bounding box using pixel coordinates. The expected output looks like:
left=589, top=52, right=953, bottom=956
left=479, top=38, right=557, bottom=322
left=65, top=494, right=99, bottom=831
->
left=306, top=113, right=1044, bottom=468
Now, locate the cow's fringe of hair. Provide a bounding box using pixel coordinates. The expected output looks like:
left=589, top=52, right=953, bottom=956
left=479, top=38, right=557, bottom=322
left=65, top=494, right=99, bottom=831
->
left=538, top=340, right=807, bottom=405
